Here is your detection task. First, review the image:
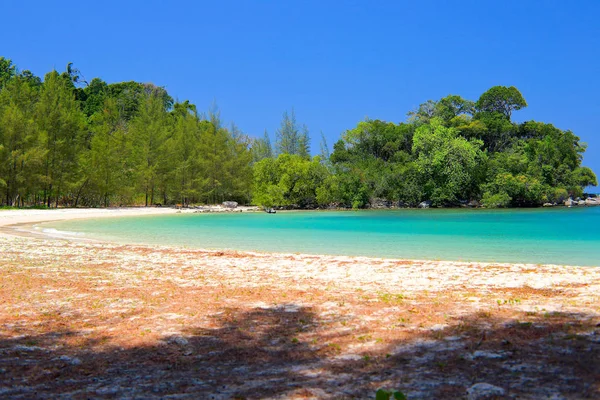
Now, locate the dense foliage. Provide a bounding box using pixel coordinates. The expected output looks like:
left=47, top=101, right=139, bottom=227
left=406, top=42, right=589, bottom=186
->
left=0, top=57, right=253, bottom=207
left=318, top=87, right=597, bottom=208
left=0, top=56, right=596, bottom=208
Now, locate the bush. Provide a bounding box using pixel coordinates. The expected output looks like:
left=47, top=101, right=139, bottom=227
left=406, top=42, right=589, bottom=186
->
left=547, top=187, right=569, bottom=204
left=481, top=191, right=511, bottom=208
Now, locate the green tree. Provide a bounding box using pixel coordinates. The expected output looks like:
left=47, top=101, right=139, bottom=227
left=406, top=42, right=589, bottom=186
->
left=413, top=119, right=486, bottom=205
left=252, top=130, right=273, bottom=162
left=0, top=57, right=17, bottom=90
left=275, top=108, right=311, bottom=157
left=475, top=85, right=527, bottom=119
left=253, top=154, right=329, bottom=208
left=129, top=90, right=171, bottom=206
left=319, top=131, right=330, bottom=161
left=434, top=95, right=475, bottom=123
left=36, top=70, right=86, bottom=207
left=0, top=74, right=44, bottom=206
left=81, top=97, right=130, bottom=206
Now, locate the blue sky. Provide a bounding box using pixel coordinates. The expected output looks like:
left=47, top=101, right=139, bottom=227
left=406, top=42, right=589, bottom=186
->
left=3, top=1, right=599, bottom=187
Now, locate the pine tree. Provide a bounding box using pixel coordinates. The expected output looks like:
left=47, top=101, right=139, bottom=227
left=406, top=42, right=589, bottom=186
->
left=275, top=109, right=299, bottom=155
left=0, top=74, right=43, bottom=206
left=36, top=70, right=86, bottom=207
left=319, top=131, right=330, bottom=161
left=82, top=97, right=129, bottom=206
left=252, top=129, right=273, bottom=162
left=129, top=90, right=170, bottom=206
left=298, top=124, right=311, bottom=159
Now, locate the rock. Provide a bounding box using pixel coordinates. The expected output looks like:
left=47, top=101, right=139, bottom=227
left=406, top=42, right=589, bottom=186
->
left=430, top=324, right=448, bottom=331
left=418, top=200, right=432, bottom=209
left=469, top=350, right=505, bottom=359
left=565, top=198, right=576, bottom=207
left=96, top=385, right=121, bottom=395
left=468, top=200, right=480, bottom=208
left=466, top=383, right=506, bottom=400
left=169, top=336, right=189, bottom=346
left=370, top=198, right=392, bottom=209
left=58, top=355, right=82, bottom=365
left=222, top=201, right=238, bottom=208
left=578, top=200, right=586, bottom=206
left=543, top=202, right=554, bottom=207
left=585, top=198, right=599, bottom=206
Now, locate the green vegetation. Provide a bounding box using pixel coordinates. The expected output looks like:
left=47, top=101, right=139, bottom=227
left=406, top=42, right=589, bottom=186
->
left=0, top=56, right=596, bottom=208
left=0, top=57, right=252, bottom=207
left=375, top=388, right=407, bottom=400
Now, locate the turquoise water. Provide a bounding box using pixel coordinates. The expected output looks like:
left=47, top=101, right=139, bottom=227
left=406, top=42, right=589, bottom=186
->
left=44, top=208, right=600, bottom=266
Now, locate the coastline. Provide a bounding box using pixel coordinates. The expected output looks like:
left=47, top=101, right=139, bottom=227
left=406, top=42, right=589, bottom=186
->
left=1, top=208, right=599, bottom=398
left=0, top=207, right=177, bottom=238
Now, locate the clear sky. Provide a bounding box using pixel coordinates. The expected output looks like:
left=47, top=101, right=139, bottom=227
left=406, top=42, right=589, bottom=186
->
left=3, top=0, right=599, bottom=187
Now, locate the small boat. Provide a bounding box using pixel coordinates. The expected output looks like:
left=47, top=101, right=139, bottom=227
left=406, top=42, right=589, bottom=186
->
left=265, top=208, right=276, bottom=214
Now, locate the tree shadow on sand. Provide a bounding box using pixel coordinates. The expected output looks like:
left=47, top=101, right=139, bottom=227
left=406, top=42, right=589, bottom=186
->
left=1, top=305, right=599, bottom=399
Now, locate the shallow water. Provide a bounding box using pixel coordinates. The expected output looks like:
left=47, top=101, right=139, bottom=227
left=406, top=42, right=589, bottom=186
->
left=44, top=208, right=600, bottom=266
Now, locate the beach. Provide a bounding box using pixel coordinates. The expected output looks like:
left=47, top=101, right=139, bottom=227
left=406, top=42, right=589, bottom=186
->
left=1, top=208, right=599, bottom=399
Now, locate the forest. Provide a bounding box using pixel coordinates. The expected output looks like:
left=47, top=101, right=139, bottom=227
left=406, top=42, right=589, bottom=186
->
left=0, top=56, right=597, bottom=208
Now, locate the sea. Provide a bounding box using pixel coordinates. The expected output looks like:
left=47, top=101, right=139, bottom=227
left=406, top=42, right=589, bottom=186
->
left=42, top=207, right=600, bottom=266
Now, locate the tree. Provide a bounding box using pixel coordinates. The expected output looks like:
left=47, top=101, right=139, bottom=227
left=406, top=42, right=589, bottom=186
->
left=129, top=90, right=170, bottom=206
left=275, top=108, right=311, bottom=157
left=167, top=103, right=202, bottom=205
left=434, top=95, right=475, bottom=122
left=0, top=57, right=17, bottom=90
left=223, top=123, right=253, bottom=203
left=475, top=86, right=527, bottom=119
left=407, top=99, right=436, bottom=124
left=482, top=173, right=545, bottom=207
left=413, top=119, right=486, bottom=205
left=253, top=154, right=329, bottom=208
left=81, top=97, right=129, bottom=206
left=81, top=78, right=109, bottom=117
left=252, top=130, right=273, bottom=162
left=36, top=70, right=86, bottom=207
left=0, top=75, right=44, bottom=206
left=275, top=109, right=299, bottom=155
left=297, top=124, right=310, bottom=159
left=319, top=131, right=330, bottom=162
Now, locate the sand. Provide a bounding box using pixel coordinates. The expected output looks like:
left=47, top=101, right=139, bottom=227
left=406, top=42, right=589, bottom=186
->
left=1, top=208, right=599, bottom=399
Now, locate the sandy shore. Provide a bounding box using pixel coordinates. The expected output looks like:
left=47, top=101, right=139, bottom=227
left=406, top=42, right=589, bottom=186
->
left=0, top=207, right=176, bottom=238
left=1, top=209, right=599, bottom=399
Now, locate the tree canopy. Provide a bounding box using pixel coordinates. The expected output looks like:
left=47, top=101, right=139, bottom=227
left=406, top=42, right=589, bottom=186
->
left=0, top=57, right=596, bottom=209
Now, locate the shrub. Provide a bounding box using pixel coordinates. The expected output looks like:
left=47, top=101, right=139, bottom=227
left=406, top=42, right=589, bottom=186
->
left=481, top=191, right=511, bottom=208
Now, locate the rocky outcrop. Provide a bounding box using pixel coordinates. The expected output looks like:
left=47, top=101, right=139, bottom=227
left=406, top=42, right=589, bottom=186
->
left=565, top=198, right=576, bottom=207
left=369, top=198, right=393, bottom=209
left=585, top=198, right=599, bottom=206
left=222, top=201, right=238, bottom=208
left=418, top=200, right=432, bottom=209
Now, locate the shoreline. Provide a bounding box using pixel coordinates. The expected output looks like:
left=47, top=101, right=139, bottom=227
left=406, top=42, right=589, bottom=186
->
left=0, top=207, right=594, bottom=268
left=0, top=207, right=177, bottom=240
